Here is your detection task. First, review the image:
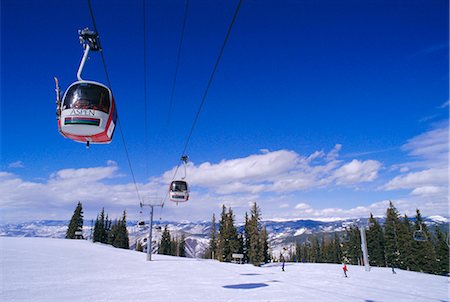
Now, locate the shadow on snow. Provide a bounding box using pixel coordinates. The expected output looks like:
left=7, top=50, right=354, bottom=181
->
left=223, top=283, right=269, bottom=290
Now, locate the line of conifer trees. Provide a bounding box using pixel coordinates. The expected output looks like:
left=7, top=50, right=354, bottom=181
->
left=92, top=208, right=130, bottom=249
left=206, top=202, right=270, bottom=266
left=157, top=225, right=186, bottom=257
left=289, top=201, right=449, bottom=276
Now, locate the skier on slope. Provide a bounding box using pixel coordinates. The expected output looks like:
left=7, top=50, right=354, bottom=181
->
left=342, top=263, right=348, bottom=277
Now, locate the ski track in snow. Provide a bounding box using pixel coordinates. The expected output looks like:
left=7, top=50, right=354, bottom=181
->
left=0, top=237, right=448, bottom=302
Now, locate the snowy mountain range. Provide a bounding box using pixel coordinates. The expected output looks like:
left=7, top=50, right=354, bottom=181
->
left=1, top=216, right=447, bottom=258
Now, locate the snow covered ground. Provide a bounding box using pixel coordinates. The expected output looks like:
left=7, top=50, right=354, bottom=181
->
left=0, top=237, right=448, bottom=302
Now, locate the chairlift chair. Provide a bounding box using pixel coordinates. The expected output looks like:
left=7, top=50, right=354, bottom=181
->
left=413, top=224, right=427, bottom=242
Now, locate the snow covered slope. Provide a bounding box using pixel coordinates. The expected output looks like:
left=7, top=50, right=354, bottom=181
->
left=0, top=237, right=448, bottom=302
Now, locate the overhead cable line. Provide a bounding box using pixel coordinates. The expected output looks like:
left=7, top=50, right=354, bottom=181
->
left=166, top=0, right=190, bottom=127
left=172, top=0, right=243, bottom=181
left=159, top=0, right=243, bottom=218
left=87, top=0, right=142, bottom=204
left=143, top=0, right=150, bottom=180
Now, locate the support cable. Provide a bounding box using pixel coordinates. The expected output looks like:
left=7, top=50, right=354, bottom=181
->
left=160, top=0, right=243, bottom=218
left=166, top=0, right=190, bottom=127
left=178, top=0, right=243, bottom=162
left=173, top=0, right=243, bottom=180
left=143, top=0, right=150, bottom=180
left=87, top=0, right=142, bottom=204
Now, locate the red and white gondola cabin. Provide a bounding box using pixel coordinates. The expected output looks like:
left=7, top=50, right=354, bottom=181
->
left=59, top=80, right=117, bottom=144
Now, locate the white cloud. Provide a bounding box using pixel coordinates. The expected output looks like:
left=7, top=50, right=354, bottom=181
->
left=0, top=162, right=166, bottom=222
left=326, top=144, right=342, bottom=161
left=384, top=168, right=448, bottom=191
left=0, top=145, right=386, bottom=222
left=5, top=124, right=449, bottom=223
left=439, top=100, right=449, bottom=108
left=332, top=159, right=381, bottom=185
left=8, top=161, right=24, bottom=168
left=410, top=185, right=446, bottom=196
left=382, top=123, right=448, bottom=209
left=167, top=149, right=300, bottom=188
left=401, top=122, right=448, bottom=168
left=294, top=203, right=311, bottom=210
left=161, top=146, right=382, bottom=196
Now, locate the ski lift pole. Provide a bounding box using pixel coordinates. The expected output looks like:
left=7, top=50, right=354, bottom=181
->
left=359, top=225, right=370, bottom=271
left=147, top=205, right=153, bottom=261
left=140, top=199, right=163, bottom=261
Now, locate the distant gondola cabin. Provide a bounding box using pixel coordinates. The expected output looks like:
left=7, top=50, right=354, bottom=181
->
left=169, top=180, right=189, bottom=202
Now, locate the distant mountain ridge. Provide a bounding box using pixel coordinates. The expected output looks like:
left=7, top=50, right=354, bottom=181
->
left=1, top=216, right=447, bottom=258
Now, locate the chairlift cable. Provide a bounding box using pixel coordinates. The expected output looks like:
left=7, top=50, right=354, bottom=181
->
left=166, top=0, right=190, bottom=127
left=178, top=0, right=243, bottom=162
left=143, top=0, right=150, bottom=181
left=87, top=0, right=142, bottom=204
left=169, top=0, right=243, bottom=182
left=162, top=0, right=242, bottom=209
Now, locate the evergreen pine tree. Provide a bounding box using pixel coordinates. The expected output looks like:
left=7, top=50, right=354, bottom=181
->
left=108, top=219, right=119, bottom=246
left=159, top=225, right=172, bottom=255
left=409, top=209, right=437, bottom=273
left=248, top=202, right=264, bottom=266
left=208, top=213, right=217, bottom=259
left=103, top=213, right=111, bottom=244
left=295, top=241, right=302, bottom=263
left=93, top=215, right=100, bottom=242
left=216, top=205, right=227, bottom=261
left=342, top=226, right=361, bottom=265
left=309, top=236, right=320, bottom=263
left=111, top=210, right=129, bottom=249
left=332, top=232, right=342, bottom=263
left=223, top=207, right=241, bottom=262
left=384, top=201, right=401, bottom=269
left=367, top=213, right=385, bottom=267
left=321, top=233, right=333, bottom=263
left=171, top=236, right=178, bottom=256
left=66, top=201, right=84, bottom=239
left=397, top=214, right=414, bottom=270
left=243, top=212, right=250, bottom=263
left=433, top=225, right=449, bottom=275
left=179, top=234, right=186, bottom=257
left=262, top=226, right=270, bottom=263
left=93, top=208, right=108, bottom=243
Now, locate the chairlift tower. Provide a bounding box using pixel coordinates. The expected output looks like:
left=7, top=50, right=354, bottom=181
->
left=140, top=198, right=164, bottom=261
left=359, top=223, right=370, bottom=272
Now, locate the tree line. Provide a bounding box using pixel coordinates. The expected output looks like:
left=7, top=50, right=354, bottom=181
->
left=135, top=225, right=186, bottom=257
left=158, top=225, right=186, bottom=257
left=205, top=202, right=270, bottom=266
left=65, top=202, right=130, bottom=250
left=92, top=208, right=130, bottom=249
left=289, top=201, right=448, bottom=276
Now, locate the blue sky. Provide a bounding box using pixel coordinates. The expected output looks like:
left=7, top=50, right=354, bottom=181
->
left=1, top=0, right=448, bottom=223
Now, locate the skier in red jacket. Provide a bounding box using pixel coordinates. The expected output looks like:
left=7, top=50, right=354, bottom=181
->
left=342, top=263, right=348, bottom=277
